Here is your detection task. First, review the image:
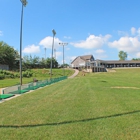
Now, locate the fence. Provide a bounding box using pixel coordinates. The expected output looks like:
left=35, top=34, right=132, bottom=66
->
left=2, top=76, right=67, bottom=95
left=0, top=64, right=9, bottom=70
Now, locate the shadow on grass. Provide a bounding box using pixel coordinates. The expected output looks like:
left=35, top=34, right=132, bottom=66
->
left=0, top=110, right=140, bottom=128
left=101, top=81, right=107, bottom=82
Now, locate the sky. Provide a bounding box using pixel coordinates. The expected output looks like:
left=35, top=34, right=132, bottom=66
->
left=1, top=0, right=140, bottom=64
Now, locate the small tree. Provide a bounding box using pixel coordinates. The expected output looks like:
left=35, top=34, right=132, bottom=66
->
left=0, top=41, right=19, bottom=70
left=118, top=51, right=127, bottom=60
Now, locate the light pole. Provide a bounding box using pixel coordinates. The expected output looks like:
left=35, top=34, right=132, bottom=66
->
left=50, top=29, right=56, bottom=78
left=20, top=0, right=27, bottom=85
left=59, top=42, right=68, bottom=76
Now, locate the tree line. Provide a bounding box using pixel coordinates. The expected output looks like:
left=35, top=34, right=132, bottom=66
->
left=0, top=41, right=59, bottom=70
left=118, top=51, right=140, bottom=61
left=1, top=41, right=140, bottom=70
left=22, top=55, right=58, bottom=70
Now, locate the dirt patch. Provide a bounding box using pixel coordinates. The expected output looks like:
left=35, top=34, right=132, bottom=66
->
left=111, top=87, right=140, bottom=89
left=107, top=69, right=116, bottom=72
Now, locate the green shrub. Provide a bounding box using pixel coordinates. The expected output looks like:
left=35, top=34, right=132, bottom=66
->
left=2, top=70, right=6, bottom=74
left=10, top=73, right=15, bottom=78
left=5, top=75, right=11, bottom=79
left=5, top=71, right=11, bottom=75
left=22, top=70, right=33, bottom=78
left=14, top=73, right=19, bottom=78
left=0, top=74, right=5, bottom=80
left=0, top=69, right=3, bottom=74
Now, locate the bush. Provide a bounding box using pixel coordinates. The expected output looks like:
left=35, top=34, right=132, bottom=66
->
left=5, top=75, right=11, bottom=79
left=5, top=71, right=11, bottom=75
left=2, top=70, right=6, bottom=74
left=0, top=74, right=5, bottom=80
left=14, top=73, right=19, bottom=78
left=22, top=70, right=33, bottom=78
left=0, top=69, right=3, bottom=74
left=10, top=73, right=15, bottom=78
left=0, top=69, right=33, bottom=79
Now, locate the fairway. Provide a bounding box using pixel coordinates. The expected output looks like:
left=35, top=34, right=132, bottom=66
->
left=0, top=68, right=140, bottom=140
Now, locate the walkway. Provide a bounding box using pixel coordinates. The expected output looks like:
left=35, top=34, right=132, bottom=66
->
left=68, top=69, right=79, bottom=78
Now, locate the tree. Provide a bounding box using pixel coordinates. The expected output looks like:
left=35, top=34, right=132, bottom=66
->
left=0, top=41, right=19, bottom=70
left=23, top=55, right=40, bottom=69
left=118, top=51, right=127, bottom=60
left=22, top=55, right=59, bottom=69
left=132, top=58, right=140, bottom=61
left=46, top=58, right=58, bottom=68
left=61, top=63, right=69, bottom=68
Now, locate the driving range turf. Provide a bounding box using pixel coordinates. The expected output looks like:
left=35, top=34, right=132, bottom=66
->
left=0, top=68, right=140, bottom=139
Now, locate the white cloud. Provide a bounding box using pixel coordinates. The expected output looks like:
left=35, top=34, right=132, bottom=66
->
left=71, top=34, right=111, bottom=49
left=108, top=36, right=140, bottom=54
left=95, top=49, right=105, bottom=54
left=64, top=36, right=71, bottom=39
left=136, top=52, right=140, bottom=57
left=128, top=55, right=132, bottom=60
left=66, top=47, right=70, bottom=51
left=131, top=27, right=136, bottom=35
left=137, top=28, right=140, bottom=36
left=56, top=51, right=62, bottom=59
left=0, top=31, right=3, bottom=36
left=39, top=36, right=61, bottom=49
left=23, top=44, right=40, bottom=54
left=94, top=49, right=107, bottom=59
left=118, top=30, right=128, bottom=36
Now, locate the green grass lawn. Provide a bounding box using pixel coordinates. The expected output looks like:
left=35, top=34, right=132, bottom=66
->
left=0, top=68, right=140, bottom=139
left=0, top=68, right=74, bottom=88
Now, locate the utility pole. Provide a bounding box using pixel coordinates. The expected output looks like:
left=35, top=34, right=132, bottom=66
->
left=44, top=48, right=46, bottom=59
left=54, top=48, right=56, bottom=59
left=59, top=42, right=68, bottom=76
left=20, top=0, right=28, bottom=86
left=50, top=29, right=56, bottom=79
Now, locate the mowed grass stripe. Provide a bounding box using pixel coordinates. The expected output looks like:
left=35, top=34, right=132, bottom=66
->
left=0, top=68, right=140, bottom=139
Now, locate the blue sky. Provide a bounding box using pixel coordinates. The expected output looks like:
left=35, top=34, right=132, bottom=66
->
left=1, top=0, right=140, bottom=64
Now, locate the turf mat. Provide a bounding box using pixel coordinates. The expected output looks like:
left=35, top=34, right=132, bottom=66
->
left=0, top=94, right=15, bottom=99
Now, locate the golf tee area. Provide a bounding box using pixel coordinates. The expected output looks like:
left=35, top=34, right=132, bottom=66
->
left=0, top=68, right=140, bottom=140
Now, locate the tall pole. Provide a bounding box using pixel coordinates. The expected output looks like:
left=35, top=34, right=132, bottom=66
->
left=45, top=48, right=46, bottom=59
left=59, top=42, right=68, bottom=76
left=63, top=44, right=64, bottom=76
left=20, top=3, right=23, bottom=86
left=54, top=48, right=56, bottom=59
left=50, top=29, right=56, bottom=79
left=20, top=0, right=27, bottom=86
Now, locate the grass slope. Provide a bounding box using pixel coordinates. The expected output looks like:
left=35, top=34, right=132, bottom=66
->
left=0, top=68, right=140, bottom=140
left=0, top=68, right=74, bottom=88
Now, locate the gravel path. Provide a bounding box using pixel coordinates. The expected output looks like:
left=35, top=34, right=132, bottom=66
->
left=68, top=69, right=79, bottom=78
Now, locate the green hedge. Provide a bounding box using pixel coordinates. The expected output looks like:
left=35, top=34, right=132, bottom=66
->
left=0, top=69, right=33, bottom=79
left=0, top=74, right=5, bottom=80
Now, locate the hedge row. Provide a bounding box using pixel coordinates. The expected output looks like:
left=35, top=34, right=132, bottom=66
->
left=0, top=69, right=33, bottom=80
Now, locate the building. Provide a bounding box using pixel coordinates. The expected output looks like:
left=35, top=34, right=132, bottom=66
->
left=0, top=64, right=9, bottom=70
left=71, top=55, right=140, bottom=72
left=91, top=59, right=140, bottom=72
left=99, top=60, right=140, bottom=68
left=71, top=55, right=94, bottom=69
